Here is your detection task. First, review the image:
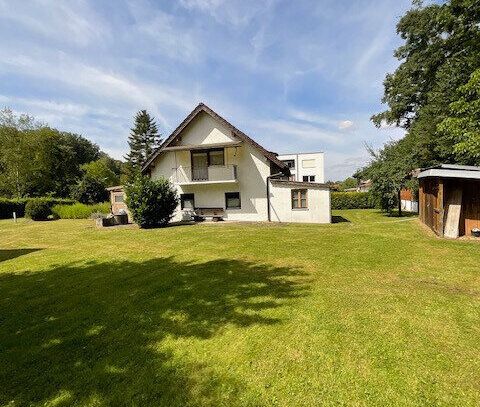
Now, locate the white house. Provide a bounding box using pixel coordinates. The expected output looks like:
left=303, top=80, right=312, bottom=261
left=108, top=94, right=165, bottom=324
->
left=141, top=103, right=331, bottom=224
left=277, top=152, right=324, bottom=183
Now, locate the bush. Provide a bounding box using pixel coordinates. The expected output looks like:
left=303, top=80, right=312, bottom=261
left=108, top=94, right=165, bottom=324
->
left=52, top=202, right=111, bottom=219
left=25, top=198, right=52, bottom=221
left=331, top=192, right=375, bottom=210
left=125, top=176, right=178, bottom=228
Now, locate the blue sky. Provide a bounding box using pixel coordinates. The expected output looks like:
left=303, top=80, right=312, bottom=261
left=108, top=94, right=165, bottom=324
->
left=0, top=0, right=410, bottom=181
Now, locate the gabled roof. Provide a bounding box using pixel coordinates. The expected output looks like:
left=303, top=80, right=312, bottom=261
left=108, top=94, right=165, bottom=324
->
left=142, top=103, right=289, bottom=173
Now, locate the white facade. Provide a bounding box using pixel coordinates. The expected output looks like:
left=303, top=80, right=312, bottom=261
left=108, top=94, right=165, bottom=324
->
left=145, top=104, right=331, bottom=224
left=277, top=152, right=324, bottom=183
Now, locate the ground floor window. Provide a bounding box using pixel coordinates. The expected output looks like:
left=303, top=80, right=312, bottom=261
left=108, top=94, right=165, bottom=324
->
left=303, top=175, right=315, bottom=182
left=225, top=192, right=241, bottom=209
left=181, top=193, right=195, bottom=209
left=292, top=189, right=308, bottom=209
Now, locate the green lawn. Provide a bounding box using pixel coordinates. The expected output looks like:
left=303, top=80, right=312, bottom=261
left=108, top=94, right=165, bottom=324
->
left=1, top=210, right=479, bottom=407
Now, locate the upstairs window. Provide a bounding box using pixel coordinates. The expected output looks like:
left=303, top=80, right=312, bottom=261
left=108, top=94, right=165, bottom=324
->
left=225, top=192, right=241, bottom=209
left=283, top=159, right=295, bottom=169
left=302, top=159, right=315, bottom=168
left=181, top=193, right=195, bottom=209
left=208, top=149, right=224, bottom=165
left=291, top=189, right=307, bottom=209
left=114, top=194, right=124, bottom=203
left=303, top=175, right=315, bottom=182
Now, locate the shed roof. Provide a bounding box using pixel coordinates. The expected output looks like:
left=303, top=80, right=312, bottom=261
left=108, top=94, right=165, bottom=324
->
left=417, top=164, right=480, bottom=180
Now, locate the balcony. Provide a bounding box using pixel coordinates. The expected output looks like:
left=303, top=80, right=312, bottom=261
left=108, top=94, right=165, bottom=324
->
left=172, top=165, right=238, bottom=185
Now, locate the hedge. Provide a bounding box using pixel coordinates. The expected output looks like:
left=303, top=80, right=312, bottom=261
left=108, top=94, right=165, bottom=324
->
left=52, top=202, right=111, bottom=219
left=331, top=192, right=375, bottom=210
left=0, top=198, right=76, bottom=219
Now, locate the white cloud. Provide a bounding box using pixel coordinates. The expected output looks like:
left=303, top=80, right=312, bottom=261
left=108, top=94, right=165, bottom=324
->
left=338, top=120, right=355, bottom=131
left=287, top=109, right=337, bottom=127
left=0, top=0, right=110, bottom=47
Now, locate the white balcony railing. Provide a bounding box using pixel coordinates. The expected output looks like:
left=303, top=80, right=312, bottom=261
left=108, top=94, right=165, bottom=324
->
left=172, top=165, right=238, bottom=184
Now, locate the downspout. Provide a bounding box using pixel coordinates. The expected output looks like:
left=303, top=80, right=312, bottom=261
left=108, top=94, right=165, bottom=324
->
left=267, top=172, right=284, bottom=222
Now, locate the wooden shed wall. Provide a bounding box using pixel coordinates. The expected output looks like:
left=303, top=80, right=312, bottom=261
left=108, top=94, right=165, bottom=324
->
left=419, top=178, right=443, bottom=236
left=419, top=177, right=480, bottom=237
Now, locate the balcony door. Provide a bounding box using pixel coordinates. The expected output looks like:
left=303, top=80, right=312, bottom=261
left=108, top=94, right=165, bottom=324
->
left=191, top=152, right=208, bottom=180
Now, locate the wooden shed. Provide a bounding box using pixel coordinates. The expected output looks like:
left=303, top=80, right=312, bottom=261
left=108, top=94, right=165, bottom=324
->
left=107, top=186, right=128, bottom=215
left=417, top=164, right=480, bottom=238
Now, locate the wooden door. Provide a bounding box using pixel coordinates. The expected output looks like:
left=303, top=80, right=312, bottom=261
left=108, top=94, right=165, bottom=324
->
left=421, top=178, right=441, bottom=235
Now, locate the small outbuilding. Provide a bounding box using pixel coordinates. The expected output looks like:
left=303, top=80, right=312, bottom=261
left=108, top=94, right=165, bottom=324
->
left=417, top=164, right=480, bottom=238
left=107, top=186, right=128, bottom=215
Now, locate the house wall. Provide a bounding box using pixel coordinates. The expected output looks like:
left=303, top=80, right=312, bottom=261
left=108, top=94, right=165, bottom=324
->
left=150, top=113, right=272, bottom=222
left=269, top=183, right=331, bottom=223
left=171, top=112, right=234, bottom=146
left=149, top=111, right=331, bottom=224
left=277, top=152, right=325, bottom=183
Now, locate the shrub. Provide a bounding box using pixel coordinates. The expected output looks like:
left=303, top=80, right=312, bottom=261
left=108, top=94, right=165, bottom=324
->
left=0, top=198, right=76, bottom=219
left=72, top=176, right=109, bottom=204
left=52, top=202, right=111, bottom=219
left=331, top=192, right=375, bottom=210
left=125, top=176, right=178, bottom=228
left=25, top=198, right=52, bottom=221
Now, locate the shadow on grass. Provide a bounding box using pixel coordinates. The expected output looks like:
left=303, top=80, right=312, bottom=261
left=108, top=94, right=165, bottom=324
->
left=331, top=215, right=350, bottom=224
left=0, top=257, right=308, bottom=406
left=0, top=249, right=42, bottom=263
left=373, top=210, right=418, bottom=219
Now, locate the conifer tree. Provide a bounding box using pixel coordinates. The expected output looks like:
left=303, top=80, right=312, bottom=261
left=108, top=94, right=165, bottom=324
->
left=125, top=110, right=161, bottom=179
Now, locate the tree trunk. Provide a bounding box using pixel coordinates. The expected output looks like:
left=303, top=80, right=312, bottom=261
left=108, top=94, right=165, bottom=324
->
left=398, top=189, right=402, bottom=217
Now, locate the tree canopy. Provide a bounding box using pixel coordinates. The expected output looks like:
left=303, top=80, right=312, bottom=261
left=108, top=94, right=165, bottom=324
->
left=438, top=68, right=480, bottom=164
left=360, top=0, right=480, bottom=213
left=0, top=108, right=118, bottom=200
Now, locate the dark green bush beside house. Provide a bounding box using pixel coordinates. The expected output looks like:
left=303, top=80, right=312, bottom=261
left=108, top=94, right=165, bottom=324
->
left=331, top=192, right=375, bottom=210
left=0, top=198, right=76, bottom=219
left=125, top=176, right=178, bottom=228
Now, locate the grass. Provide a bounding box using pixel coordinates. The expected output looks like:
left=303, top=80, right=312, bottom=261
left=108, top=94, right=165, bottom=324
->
left=1, top=210, right=479, bottom=406
left=52, top=202, right=111, bottom=219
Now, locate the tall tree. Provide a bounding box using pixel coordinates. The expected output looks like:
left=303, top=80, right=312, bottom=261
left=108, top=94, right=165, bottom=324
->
left=125, top=110, right=161, bottom=179
left=438, top=68, right=480, bottom=165
left=372, top=0, right=480, bottom=166
left=357, top=137, right=417, bottom=215
left=358, top=0, right=480, bottom=213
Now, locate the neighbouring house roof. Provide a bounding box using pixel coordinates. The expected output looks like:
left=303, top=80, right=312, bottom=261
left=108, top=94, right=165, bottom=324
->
left=417, top=164, right=480, bottom=180
left=142, top=103, right=289, bottom=174
left=271, top=179, right=330, bottom=189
